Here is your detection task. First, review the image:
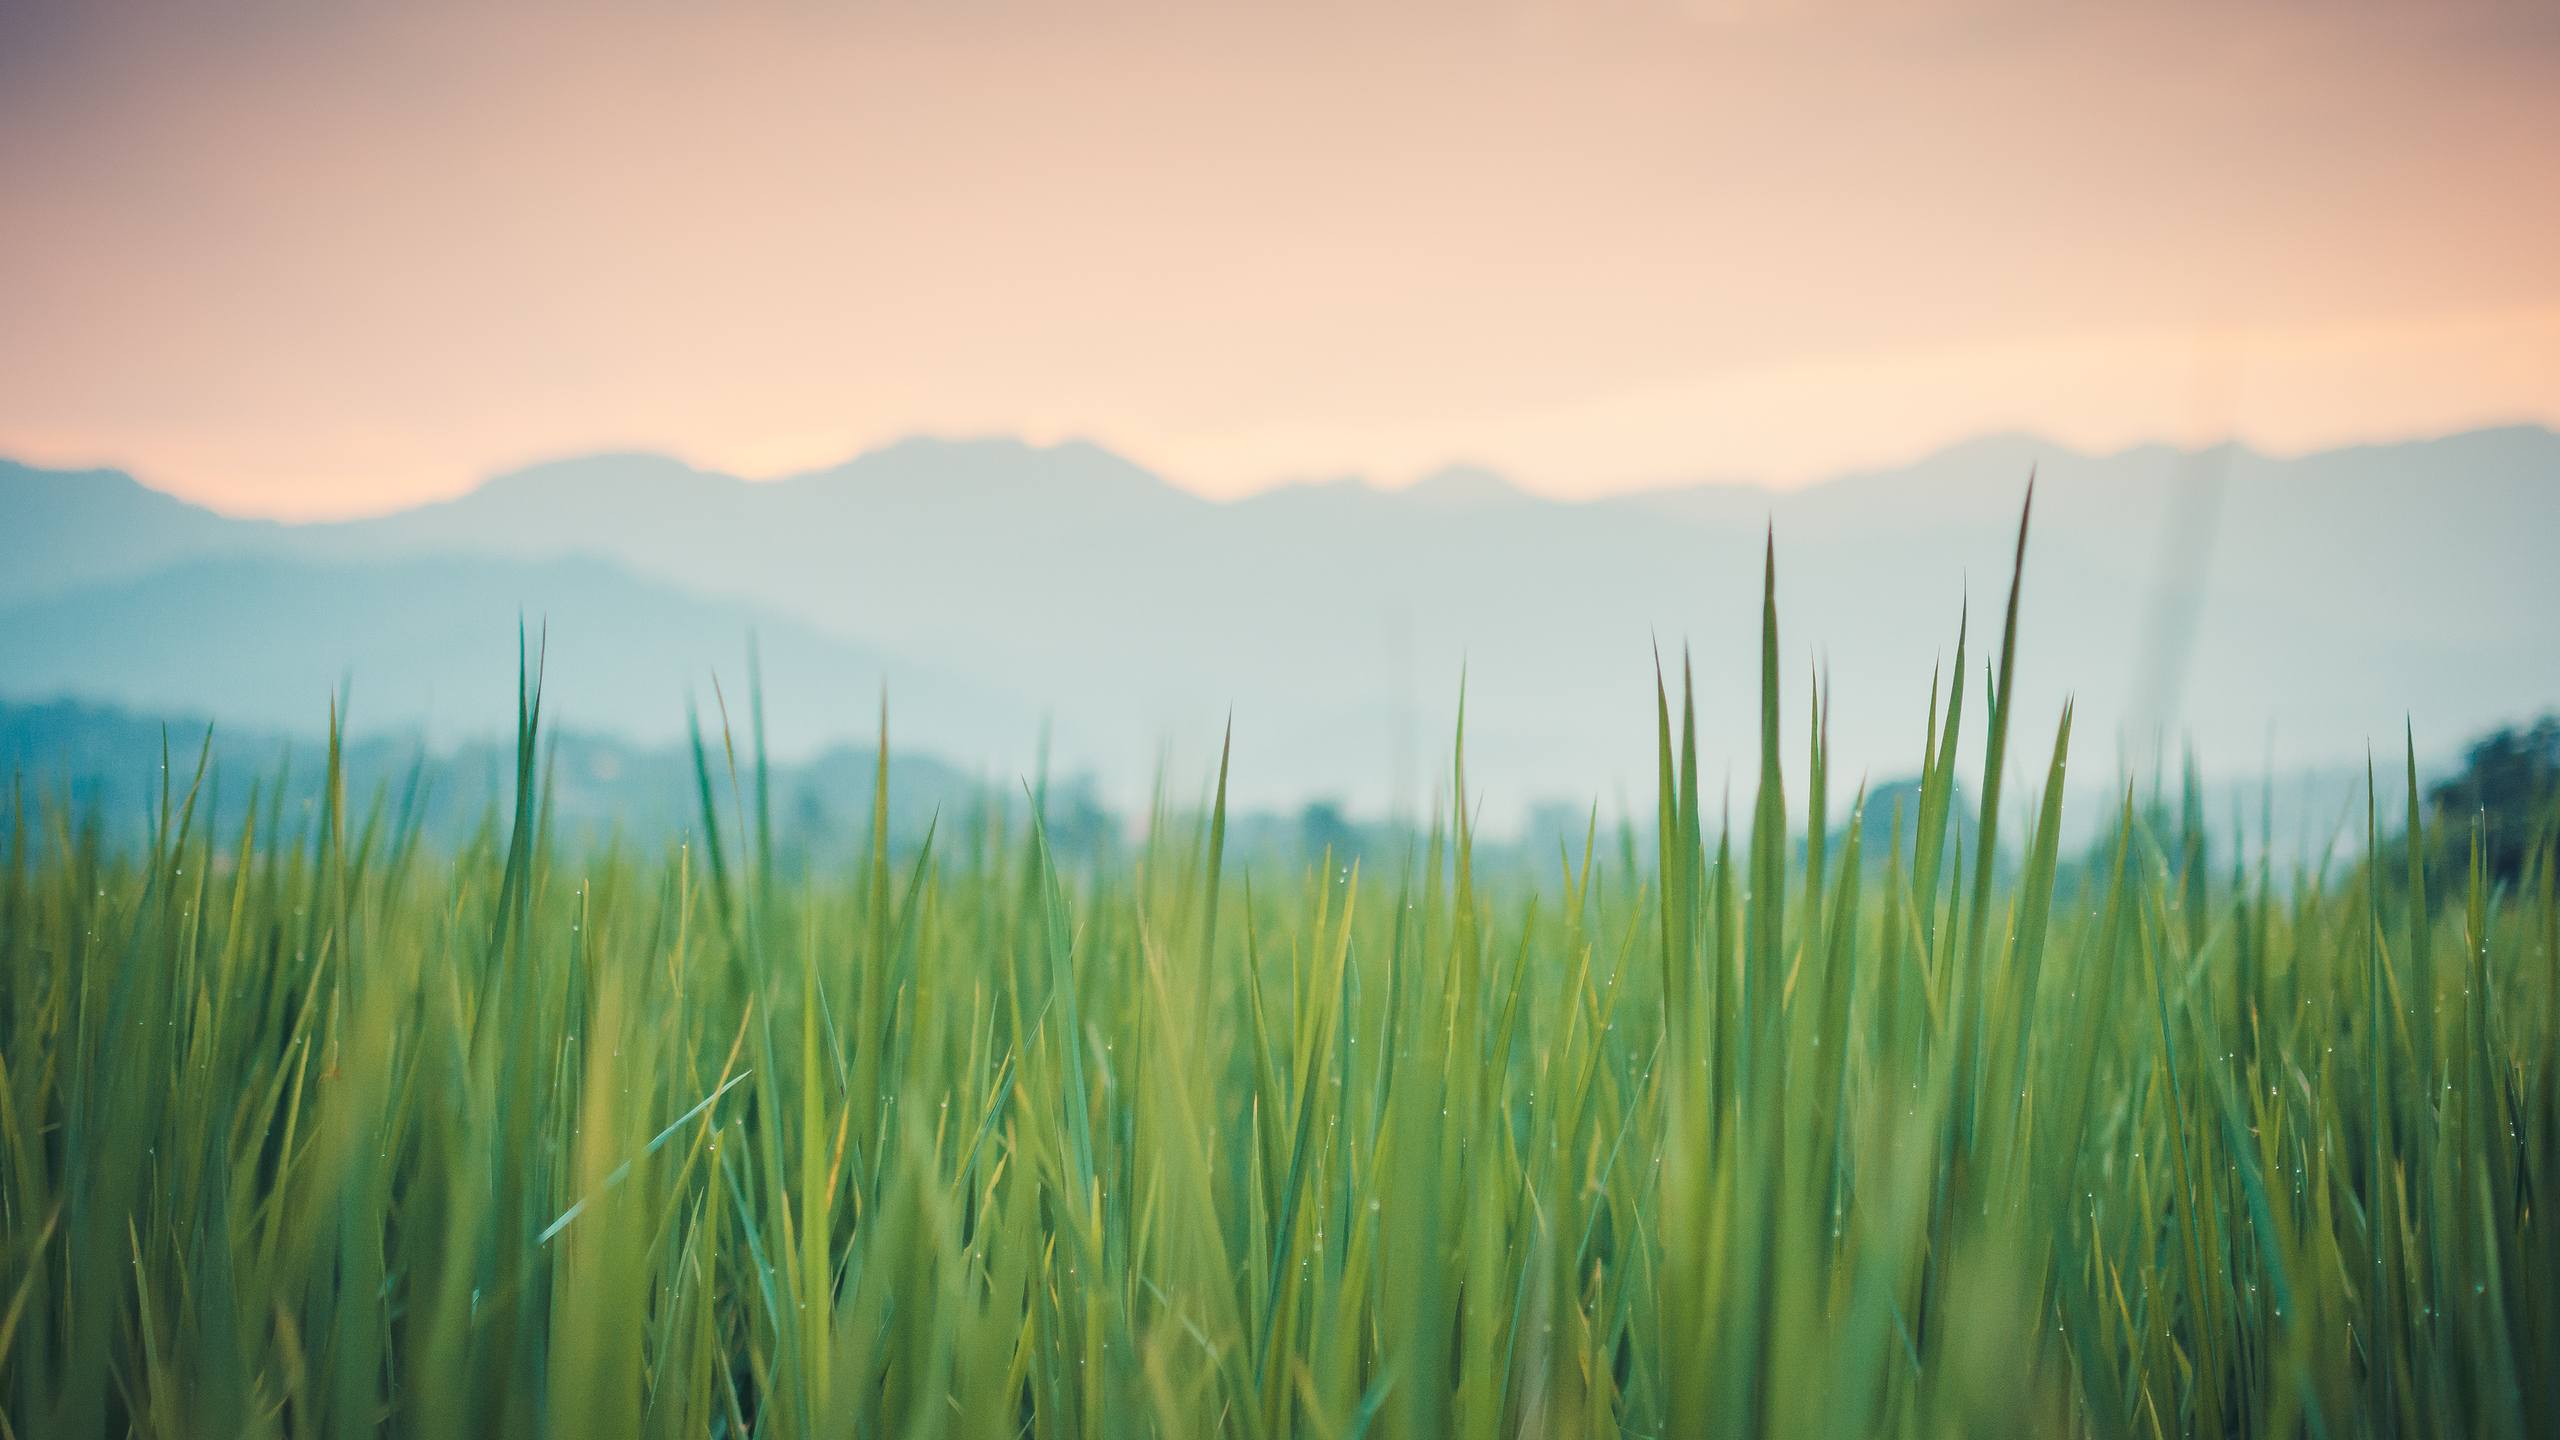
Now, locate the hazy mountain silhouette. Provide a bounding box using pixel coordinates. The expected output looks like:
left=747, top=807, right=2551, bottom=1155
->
left=0, top=552, right=1043, bottom=767
left=3, top=427, right=2553, bottom=819
left=0, top=459, right=281, bottom=604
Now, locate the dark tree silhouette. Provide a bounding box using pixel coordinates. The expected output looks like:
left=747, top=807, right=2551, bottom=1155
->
left=2426, top=714, right=2560, bottom=886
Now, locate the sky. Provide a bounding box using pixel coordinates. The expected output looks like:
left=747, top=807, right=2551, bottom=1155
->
left=2, top=0, right=2556, bottom=518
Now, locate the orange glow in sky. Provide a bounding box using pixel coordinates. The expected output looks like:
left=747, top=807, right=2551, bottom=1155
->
left=3, top=0, right=2556, bottom=516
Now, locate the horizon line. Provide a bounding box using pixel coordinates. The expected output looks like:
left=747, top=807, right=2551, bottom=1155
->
left=5, top=414, right=2553, bottom=526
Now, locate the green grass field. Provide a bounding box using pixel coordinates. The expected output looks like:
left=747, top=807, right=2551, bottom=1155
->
left=3, top=508, right=2554, bottom=1438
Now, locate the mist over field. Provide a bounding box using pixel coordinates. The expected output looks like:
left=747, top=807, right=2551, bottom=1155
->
left=7, top=425, right=2554, bottom=833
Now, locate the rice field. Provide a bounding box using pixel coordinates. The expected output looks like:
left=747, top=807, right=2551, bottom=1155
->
left=2, top=507, right=2554, bottom=1438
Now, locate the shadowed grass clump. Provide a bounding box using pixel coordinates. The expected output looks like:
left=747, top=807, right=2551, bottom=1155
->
left=3, top=505, right=2556, bottom=1438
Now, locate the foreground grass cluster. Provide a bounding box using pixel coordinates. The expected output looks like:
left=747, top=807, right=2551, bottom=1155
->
left=4, top=512, right=2555, bottom=1439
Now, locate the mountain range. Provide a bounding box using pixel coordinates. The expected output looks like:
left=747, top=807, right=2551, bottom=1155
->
left=4, top=428, right=2555, bottom=823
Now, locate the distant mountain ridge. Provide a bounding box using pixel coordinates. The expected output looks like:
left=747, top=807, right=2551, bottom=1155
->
left=0, top=459, right=284, bottom=605
left=0, top=549, right=1045, bottom=767
left=5, top=426, right=2555, bottom=818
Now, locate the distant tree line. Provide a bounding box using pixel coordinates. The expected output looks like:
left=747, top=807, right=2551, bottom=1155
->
left=2420, top=714, right=2560, bottom=888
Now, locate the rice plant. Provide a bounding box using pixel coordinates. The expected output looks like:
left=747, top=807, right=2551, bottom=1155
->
left=2, top=501, right=2553, bottom=1438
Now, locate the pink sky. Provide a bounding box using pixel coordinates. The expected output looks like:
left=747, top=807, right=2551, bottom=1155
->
left=3, top=0, right=2556, bottom=517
